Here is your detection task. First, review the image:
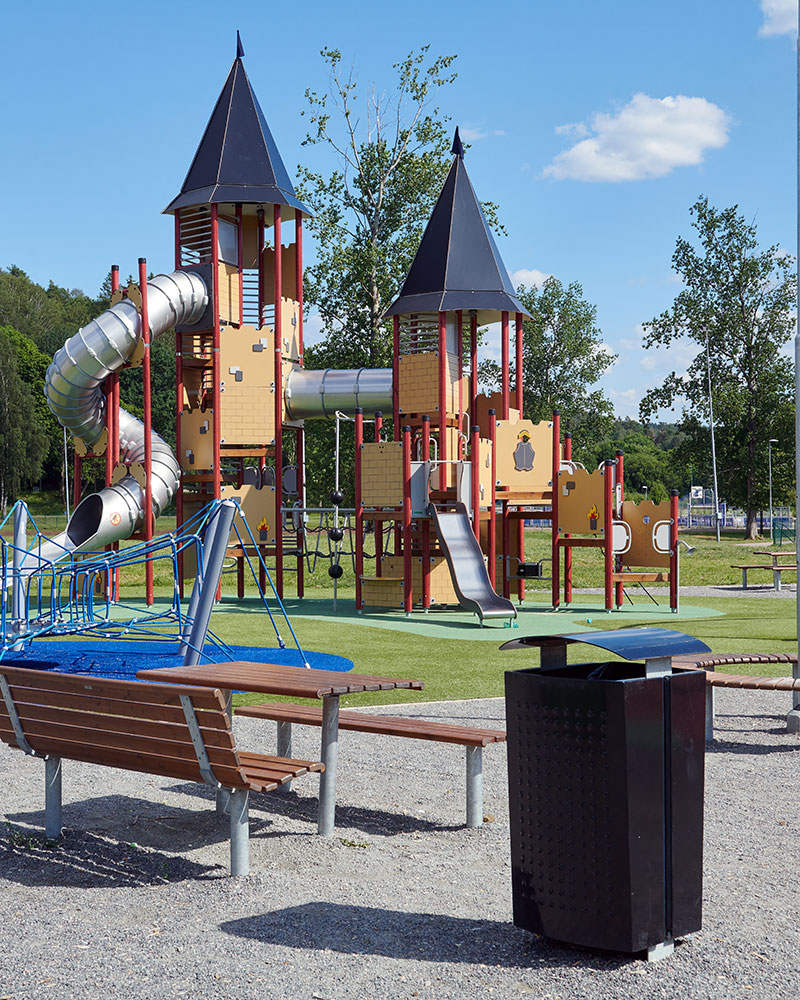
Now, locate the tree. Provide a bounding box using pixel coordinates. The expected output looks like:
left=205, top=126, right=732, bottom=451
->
left=298, top=46, right=459, bottom=369
left=640, top=197, right=796, bottom=538
left=486, top=277, right=616, bottom=461
left=0, top=331, right=49, bottom=513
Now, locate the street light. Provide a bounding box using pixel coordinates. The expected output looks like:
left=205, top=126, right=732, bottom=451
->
left=768, top=438, right=778, bottom=543
left=643, top=486, right=648, bottom=501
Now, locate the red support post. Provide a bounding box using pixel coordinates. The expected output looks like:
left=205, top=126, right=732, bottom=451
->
left=236, top=203, right=244, bottom=326
left=501, top=310, right=510, bottom=419
left=502, top=498, right=510, bottom=599
left=670, top=489, right=679, bottom=612
left=274, top=205, right=283, bottom=597
left=173, top=215, right=184, bottom=595
left=296, top=426, right=305, bottom=598
left=392, top=315, right=400, bottom=441
left=614, top=450, right=625, bottom=607
left=374, top=412, right=384, bottom=576
left=402, top=425, right=413, bottom=614
left=438, top=311, right=447, bottom=489
left=138, top=258, right=154, bottom=606
left=515, top=312, right=524, bottom=416
left=457, top=309, right=463, bottom=459
left=354, top=409, right=364, bottom=610
left=210, top=206, right=221, bottom=505
left=488, top=409, right=497, bottom=589
left=551, top=410, right=561, bottom=609
left=237, top=459, right=245, bottom=599
left=295, top=213, right=304, bottom=366
left=563, top=431, right=573, bottom=604
left=421, top=414, right=431, bottom=609
left=257, top=209, right=265, bottom=328
left=603, top=459, right=614, bottom=611
left=470, top=311, right=478, bottom=429
left=471, top=423, right=480, bottom=541
left=72, top=455, right=82, bottom=509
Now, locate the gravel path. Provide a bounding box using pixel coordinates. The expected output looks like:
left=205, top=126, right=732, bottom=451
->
left=1, top=690, right=798, bottom=999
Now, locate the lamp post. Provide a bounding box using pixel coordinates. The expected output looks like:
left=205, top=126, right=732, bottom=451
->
left=768, top=438, right=778, bottom=543
left=643, top=486, right=648, bottom=501
left=705, top=329, right=721, bottom=543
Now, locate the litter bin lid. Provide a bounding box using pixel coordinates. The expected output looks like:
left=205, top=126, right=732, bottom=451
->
left=500, top=627, right=710, bottom=661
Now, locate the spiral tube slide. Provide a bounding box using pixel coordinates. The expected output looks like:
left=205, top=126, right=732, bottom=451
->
left=34, top=271, right=208, bottom=567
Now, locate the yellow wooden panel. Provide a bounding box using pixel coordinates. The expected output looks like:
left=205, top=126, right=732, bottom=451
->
left=279, top=299, right=302, bottom=361
left=220, top=324, right=273, bottom=386
left=380, top=554, right=459, bottom=606
left=180, top=409, right=214, bottom=470
left=220, top=385, right=274, bottom=446
left=262, top=244, right=301, bottom=302
left=557, top=467, right=606, bottom=534
left=362, top=577, right=404, bottom=608
left=475, top=392, right=520, bottom=433
left=494, top=417, right=554, bottom=492
left=217, top=262, right=240, bottom=325
left=362, top=441, right=403, bottom=507
left=620, top=499, right=671, bottom=568
left=221, top=482, right=278, bottom=546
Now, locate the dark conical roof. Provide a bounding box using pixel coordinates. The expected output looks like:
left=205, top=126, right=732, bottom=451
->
left=164, top=51, right=310, bottom=217
left=384, top=138, right=528, bottom=323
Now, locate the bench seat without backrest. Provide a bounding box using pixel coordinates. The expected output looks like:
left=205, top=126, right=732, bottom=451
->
left=235, top=701, right=506, bottom=828
left=0, top=666, right=323, bottom=875
left=730, top=563, right=797, bottom=590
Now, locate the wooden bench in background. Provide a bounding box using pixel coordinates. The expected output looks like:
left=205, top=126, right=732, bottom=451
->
left=236, top=702, right=506, bottom=828
left=731, top=563, right=797, bottom=591
left=672, top=653, right=800, bottom=738
left=0, top=666, right=323, bottom=875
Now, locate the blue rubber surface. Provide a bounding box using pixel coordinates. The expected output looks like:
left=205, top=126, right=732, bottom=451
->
left=2, top=640, right=353, bottom=682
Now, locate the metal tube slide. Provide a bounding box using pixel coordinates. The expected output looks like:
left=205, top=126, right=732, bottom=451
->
left=284, top=367, right=393, bottom=420
left=34, top=271, right=208, bottom=567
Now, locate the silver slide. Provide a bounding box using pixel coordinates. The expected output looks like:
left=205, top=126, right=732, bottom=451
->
left=29, top=271, right=208, bottom=570
left=426, top=502, right=517, bottom=624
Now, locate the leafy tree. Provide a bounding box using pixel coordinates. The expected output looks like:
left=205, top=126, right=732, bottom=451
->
left=640, top=197, right=796, bottom=538
left=0, top=331, right=49, bottom=513
left=483, top=277, right=616, bottom=461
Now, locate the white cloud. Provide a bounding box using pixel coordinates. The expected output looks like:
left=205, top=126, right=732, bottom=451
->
left=543, top=93, right=731, bottom=182
left=758, top=0, right=797, bottom=36
left=460, top=126, right=506, bottom=142
left=554, top=122, right=589, bottom=138
left=511, top=268, right=551, bottom=289
left=302, top=308, right=325, bottom=346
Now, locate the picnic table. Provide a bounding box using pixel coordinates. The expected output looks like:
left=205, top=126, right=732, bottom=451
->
left=137, top=661, right=424, bottom=836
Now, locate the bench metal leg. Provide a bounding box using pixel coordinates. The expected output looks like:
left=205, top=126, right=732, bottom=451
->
left=228, top=787, right=250, bottom=876
left=318, top=695, right=339, bottom=836
left=741, top=569, right=747, bottom=588
left=276, top=721, right=293, bottom=793
left=216, top=787, right=231, bottom=814
left=705, top=685, right=715, bottom=741
left=773, top=569, right=781, bottom=591
left=44, top=756, right=62, bottom=839
left=466, top=746, right=483, bottom=828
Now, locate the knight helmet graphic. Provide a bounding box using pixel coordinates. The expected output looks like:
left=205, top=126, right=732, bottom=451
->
left=513, top=430, right=535, bottom=472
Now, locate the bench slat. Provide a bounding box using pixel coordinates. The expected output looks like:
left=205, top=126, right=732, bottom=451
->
left=4, top=702, right=237, bottom=749
left=0, top=666, right=224, bottom=710
left=236, top=702, right=507, bottom=747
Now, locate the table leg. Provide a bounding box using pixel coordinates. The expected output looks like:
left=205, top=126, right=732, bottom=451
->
left=217, top=689, right=234, bottom=813
left=276, top=720, right=293, bottom=793
left=317, top=694, right=339, bottom=835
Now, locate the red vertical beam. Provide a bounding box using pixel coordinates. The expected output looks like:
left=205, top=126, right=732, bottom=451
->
left=501, top=310, right=510, bottom=419
left=614, top=450, right=625, bottom=607
left=210, top=206, right=221, bottom=504
left=489, top=409, right=497, bottom=588
left=515, top=312, right=524, bottom=416
left=502, top=498, right=510, bottom=599
left=421, top=414, right=431, bottom=608
left=563, top=431, right=573, bottom=604
left=72, top=456, right=82, bottom=508
left=257, top=209, right=265, bottom=328
left=374, top=412, right=384, bottom=576
left=471, top=423, right=480, bottom=540
left=392, top=315, right=400, bottom=441
left=670, top=489, right=679, bottom=612
left=296, top=426, right=305, bottom=598
left=603, top=459, right=614, bottom=611
left=105, top=265, right=120, bottom=489
left=173, top=214, right=184, bottom=596
left=236, top=204, right=244, bottom=326
left=237, top=459, right=245, bottom=599
left=138, top=258, right=154, bottom=605
left=456, top=310, right=464, bottom=459
left=274, top=205, right=284, bottom=597
left=402, top=425, right=413, bottom=613
left=470, top=311, right=478, bottom=429
left=438, top=311, right=447, bottom=489
left=295, top=212, right=304, bottom=365
left=551, top=410, right=561, bottom=609
left=354, top=409, right=364, bottom=610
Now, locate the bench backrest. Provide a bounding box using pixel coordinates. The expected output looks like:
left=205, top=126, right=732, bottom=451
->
left=0, top=665, right=248, bottom=789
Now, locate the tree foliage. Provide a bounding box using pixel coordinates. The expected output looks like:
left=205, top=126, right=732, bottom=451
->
left=482, top=277, right=616, bottom=462
left=0, top=331, right=49, bottom=512
left=640, top=196, right=796, bottom=537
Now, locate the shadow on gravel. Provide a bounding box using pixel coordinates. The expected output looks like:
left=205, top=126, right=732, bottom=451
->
left=221, top=903, right=637, bottom=971
left=167, top=782, right=461, bottom=836
left=0, top=825, right=218, bottom=887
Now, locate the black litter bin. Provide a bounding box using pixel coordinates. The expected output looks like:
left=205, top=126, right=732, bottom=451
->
left=502, top=627, right=708, bottom=957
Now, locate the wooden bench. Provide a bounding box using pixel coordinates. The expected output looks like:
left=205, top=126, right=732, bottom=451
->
left=235, top=702, right=506, bottom=828
left=672, top=653, right=800, bottom=738
left=0, top=666, right=323, bottom=876
left=731, top=563, right=797, bottom=590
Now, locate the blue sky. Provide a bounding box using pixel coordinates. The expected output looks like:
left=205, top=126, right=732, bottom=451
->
left=0, top=0, right=796, bottom=422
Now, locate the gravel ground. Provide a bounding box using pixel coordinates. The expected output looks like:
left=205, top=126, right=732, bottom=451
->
left=1, top=690, right=798, bottom=1000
